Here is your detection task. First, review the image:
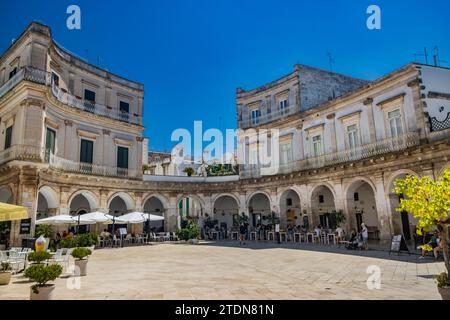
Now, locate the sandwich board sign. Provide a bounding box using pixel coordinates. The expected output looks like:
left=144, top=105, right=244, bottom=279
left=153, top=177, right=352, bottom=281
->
left=389, top=235, right=410, bottom=255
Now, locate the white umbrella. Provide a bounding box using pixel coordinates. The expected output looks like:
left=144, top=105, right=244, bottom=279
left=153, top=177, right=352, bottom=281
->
left=35, top=214, right=95, bottom=225
left=78, top=211, right=126, bottom=224
left=117, top=212, right=146, bottom=224
left=143, top=213, right=164, bottom=221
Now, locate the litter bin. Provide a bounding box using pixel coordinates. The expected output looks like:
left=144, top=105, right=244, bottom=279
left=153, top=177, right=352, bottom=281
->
left=22, top=238, right=36, bottom=249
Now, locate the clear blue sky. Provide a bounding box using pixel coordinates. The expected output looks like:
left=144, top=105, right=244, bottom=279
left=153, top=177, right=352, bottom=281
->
left=1, top=0, right=449, bottom=152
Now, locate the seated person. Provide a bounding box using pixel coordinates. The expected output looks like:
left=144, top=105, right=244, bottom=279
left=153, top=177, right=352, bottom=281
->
left=100, top=229, right=111, bottom=238
left=420, top=230, right=440, bottom=259
left=346, top=229, right=359, bottom=250
left=314, top=225, right=322, bottom=237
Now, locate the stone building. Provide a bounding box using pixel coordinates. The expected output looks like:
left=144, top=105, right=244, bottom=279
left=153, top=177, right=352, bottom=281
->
left=1, top=22, right=450, bottom=246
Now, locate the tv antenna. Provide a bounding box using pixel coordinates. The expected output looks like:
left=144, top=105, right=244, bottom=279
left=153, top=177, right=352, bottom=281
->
left=433, top=46, right=447, bottom=67
left=327, top=52, right=335, bottom=72
left=413, top=47, right=429, bottom=65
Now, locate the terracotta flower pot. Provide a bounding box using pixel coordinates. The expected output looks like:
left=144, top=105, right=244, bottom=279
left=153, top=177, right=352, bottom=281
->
left=438, top=286, right=450, bottom=300
left=75, top=259, right=88, bottom=276
left=0, top=272, right=12, bottom=285
left=30, top=284, right=55, bottom=300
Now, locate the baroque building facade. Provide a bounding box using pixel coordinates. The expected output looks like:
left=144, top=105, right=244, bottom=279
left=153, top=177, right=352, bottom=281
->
left=1, top=22, right=450, bottom=246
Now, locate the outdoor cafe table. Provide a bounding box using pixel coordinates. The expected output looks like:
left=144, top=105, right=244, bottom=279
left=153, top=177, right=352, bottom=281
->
left=327, top=233, right=337, bottom=245
left=266, top=231, right=275, bottom=241
left=306, top=232, right=315, bottom=243
left=293, top=232, right=302, bottom=243
left=279, top=231, right=288, bottom=243
left=250, top=231, right=257, bottom=240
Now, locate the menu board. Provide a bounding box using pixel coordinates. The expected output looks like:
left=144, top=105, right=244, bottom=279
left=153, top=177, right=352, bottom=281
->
left=19, top=219, right=32, bottom=234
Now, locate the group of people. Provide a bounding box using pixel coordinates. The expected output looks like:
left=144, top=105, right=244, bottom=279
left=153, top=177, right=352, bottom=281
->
left=420, top=230, right=445, bottom=259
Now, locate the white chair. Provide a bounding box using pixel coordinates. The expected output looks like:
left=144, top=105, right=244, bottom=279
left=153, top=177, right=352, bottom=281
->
left=0, top=251, right=8, bottom=262
left=10, top=252, right=27, bottom=274
left=163, top=232, right=171, bottom=241
left=170, top=232, right=179, bottom=241
left=112, top=235, right=121, bottom=247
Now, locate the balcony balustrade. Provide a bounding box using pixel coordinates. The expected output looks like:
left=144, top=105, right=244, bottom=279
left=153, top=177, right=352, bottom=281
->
left=239, top=107, right=297, bottom=129
left=0, top=66, right=141, bottom=125
left=240, top=132, right=420, bottom=178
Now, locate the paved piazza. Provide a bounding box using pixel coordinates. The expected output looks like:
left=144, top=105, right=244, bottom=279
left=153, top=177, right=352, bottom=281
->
left=0, top=242, right=445, bottom=300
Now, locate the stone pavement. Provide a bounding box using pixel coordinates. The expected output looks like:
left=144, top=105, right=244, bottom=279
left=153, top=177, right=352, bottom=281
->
left=0, top=241, right=445, bottom=300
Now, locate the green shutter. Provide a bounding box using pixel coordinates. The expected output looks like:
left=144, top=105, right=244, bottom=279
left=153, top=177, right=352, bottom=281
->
left=80, top=139, right=93, bottom=163
left=117, top=146, right=129, bottom=169
left=45, top=128, right=56, bottom=154
left=4, top=126, right=12, bottom=149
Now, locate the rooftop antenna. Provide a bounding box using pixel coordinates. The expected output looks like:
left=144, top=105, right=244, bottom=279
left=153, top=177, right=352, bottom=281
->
left=433, top=46, right=448, bottom=67
left=327, top=52, right=335, bottom=72
left=413, top=47, right=429, bottom=65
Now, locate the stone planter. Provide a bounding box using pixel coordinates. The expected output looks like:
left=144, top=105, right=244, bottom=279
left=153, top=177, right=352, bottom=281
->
left=30, top=284, right=55, bottom=300
left=438, top=286, right=450, bottom=300
left=75, top=259, right=88, bottom=276
left=0, top=272, right=12, bottom=285
left=188, top=238, right=199, bottom=245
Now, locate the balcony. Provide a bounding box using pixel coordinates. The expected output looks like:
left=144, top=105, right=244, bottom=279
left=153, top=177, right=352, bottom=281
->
left=239, top=106, right=297, bottom=129
left=48, top=153, right=141, bottom=179
left=240, top=132, right=420, bottom=178
left=0, top=66, right=141, bottom=125
left=0, top=144, right=45, bottom=166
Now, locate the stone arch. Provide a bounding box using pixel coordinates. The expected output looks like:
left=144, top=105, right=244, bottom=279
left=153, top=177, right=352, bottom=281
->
left=37, top=186, right=59, bottom=218
left=212, top=193, right=240, bottom=209
left=345, top=178, right=379, bottom=236
left=385, top=169, right=420, bottom=241
left=310, top=183, right=336, bottom=229
left=245, top=190, right=272, bottom=207
left=107, top=192, right=135, bottom=214
left=143, top=195, right=167, bottom=232
left=142, top=193, right=170, bottom=211
left=247, top=191, right=272, bottom=228
left=0, top=185, right=14, bottom=204
left=212, top=194, right=240, bottom=229
left=278, top=187, right=302, bottom=228
left=68, top=190, right=99, bottom=214
left=177, top=194, right=204, bottom=221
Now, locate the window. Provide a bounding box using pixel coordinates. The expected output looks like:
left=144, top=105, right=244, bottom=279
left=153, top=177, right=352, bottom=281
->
left=354, top=192, right=359, bottom=202
left=251, top=109, right=261, bottom=125
left=388, top=109, right=403, bottom=137
left=80, top=139, right=93, bottom=163
left=52, top=72, right=59, bottom=87
left=280, top=142, right=292, bottom=165
left=319, top=195, right=324, bottom=203
left=4, top=126, right=12, bottom=149
left=9, top=67, right=17, bottom=80
left=45, top=128, right=56, bottom=155
left=279, top=99, right=288, bottom=113
left=117, top=146, right=129, bottom=176
left=84, top=89, right=96, bottom=113
left=312, top=134, right=323, bottom=157
left=286, top=198, right=293, bottom=206
left=119, top=101, right=130, bottom=122
left=346, top=124, right=359, bottom=149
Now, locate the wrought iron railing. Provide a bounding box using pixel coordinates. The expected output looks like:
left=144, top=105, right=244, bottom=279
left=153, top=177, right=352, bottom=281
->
left=0, top=66, right=141, bottom=125
left=240, top=131, right=420, bottom=178
left=48, top=153, right=141, bottom=179
left=239, top=107, right=297, bottom=129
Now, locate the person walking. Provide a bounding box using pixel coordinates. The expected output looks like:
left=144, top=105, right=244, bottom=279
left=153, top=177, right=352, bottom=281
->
left=239, top=223, right=247, bottom=246
left=361, top=223, right=369, bottom=250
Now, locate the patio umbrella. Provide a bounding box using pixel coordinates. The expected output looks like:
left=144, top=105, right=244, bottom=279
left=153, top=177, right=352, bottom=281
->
left=0, top=202, right=28, bottom=222
left=78, top=211, right=126, bottom=224
left=117, top=212, right=146, bottom=224
left=35, top=214, right=95, bottom=225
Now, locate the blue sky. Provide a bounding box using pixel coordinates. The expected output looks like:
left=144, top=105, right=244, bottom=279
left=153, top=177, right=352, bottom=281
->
left=1, top=0, right=449, bottom=152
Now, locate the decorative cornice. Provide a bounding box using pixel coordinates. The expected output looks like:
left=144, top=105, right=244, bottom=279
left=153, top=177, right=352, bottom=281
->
left=376, top=93, right=406, bottom=107
left=136, top=136, right=144, bottom=142
left=407, top=78, right=421, bottom=88
left=20, top=98, right=45, bottom=109
left=363, top=98, right=373, bottom=105
left=64, top=120, right=73, bottom=126
left=45, top=118, right=59, bottom=129
left=326, top=113, right=336, bottom=120
left=428, top=91, right=450, bottom=100
left=114, top=138, right=133, bottom=146
left=102, top=129, right=111, bottom=135
left=338, top=110, right=362, bottom=122
left=77, top=129, right=99, bottom=140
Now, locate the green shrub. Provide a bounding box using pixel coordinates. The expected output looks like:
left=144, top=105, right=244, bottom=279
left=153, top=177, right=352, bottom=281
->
left=60, top=236, right=78, bottom=248
left=34, top=224, right=54, bottom=239
left=176, top=220, right=200, bottom=241
left=1, top=262, right=12, bottom=272
left=24, top=264, right=63, bottom=293
left=435, top=272, right=450, bottom=288
left=28, top=251, right=52, bottom=264
left=71, top=247, right=92, bottom=260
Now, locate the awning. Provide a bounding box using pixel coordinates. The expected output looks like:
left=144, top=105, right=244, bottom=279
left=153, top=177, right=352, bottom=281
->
left=0, top=202, right=29, bottom=222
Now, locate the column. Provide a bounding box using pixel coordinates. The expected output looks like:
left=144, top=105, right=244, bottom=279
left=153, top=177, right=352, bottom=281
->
left=363, top=98, right=377, bottom=143
left=373, top=174, right=394, bottom=243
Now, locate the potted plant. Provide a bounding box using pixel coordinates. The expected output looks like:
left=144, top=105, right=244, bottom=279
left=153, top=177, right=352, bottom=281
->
left=394, top=169, right=450, bottom=300
left=0, top=262, right=12, bottom=285
left=71, top=247, right=92, bottom=276
left=25, top=251, right=62, bottom=300
left=183, top=167, right=195, bottom=177
left=176, top=220, right=200, bottom=244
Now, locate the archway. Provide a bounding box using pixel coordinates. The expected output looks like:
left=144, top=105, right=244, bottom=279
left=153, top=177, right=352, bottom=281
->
left=346, top=179, right=379, bottom=237
left=178, top=196, right=203, bottom=228
left=213, top=195, right=239, bottom=230
left=247, top=192, right=271, bottom=228
left=69, top=191, right=97, bottom=234
left=311, top=185, right=336, bottom=230
left=37, top=186, right=59, bottom=220
left=387, top=172, right=419, bottom=241
left=279, top=189, right=301, bottom=228
left=143, top=196, right=166, bottom=232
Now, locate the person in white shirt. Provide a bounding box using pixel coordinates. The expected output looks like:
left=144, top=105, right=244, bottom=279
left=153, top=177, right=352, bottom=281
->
left=314, top=226, right=321, bottom=237
left=361, top=223, right=369, bottom=250
left=335, top=226, right=344, bottom=238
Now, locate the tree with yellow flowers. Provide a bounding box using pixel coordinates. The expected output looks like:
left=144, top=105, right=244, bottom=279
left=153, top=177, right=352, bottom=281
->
left=394, top=169, right=450, bottom=281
